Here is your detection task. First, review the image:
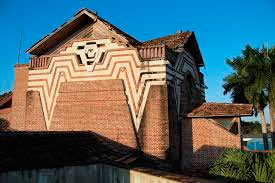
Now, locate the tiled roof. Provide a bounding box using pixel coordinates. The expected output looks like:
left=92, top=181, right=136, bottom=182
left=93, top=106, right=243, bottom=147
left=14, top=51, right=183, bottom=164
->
left=186, top=102, right=253, bottom=118
left=0, top=92, right=12, bottom=109
left=0, top=131, right=172, bottom=172
left=143, top=32, right=192, bottom=50
left=0, top=118, right=11, bottom=131
left=0, top=131, right=217, bottom=182
left=143, top=31, right=204, bottom=66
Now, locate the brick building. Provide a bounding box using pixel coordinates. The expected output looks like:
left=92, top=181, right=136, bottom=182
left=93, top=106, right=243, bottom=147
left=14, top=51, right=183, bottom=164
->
left=0, top=8, right=252, bottom=170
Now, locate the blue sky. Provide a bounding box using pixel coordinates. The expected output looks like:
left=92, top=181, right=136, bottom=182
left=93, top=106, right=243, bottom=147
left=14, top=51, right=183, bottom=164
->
left=0, top=0, right=274, bottom=120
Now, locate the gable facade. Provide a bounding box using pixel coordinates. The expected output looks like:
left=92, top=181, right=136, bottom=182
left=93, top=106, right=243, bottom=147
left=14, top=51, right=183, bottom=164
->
left=0, top=8, right=252, bottom=170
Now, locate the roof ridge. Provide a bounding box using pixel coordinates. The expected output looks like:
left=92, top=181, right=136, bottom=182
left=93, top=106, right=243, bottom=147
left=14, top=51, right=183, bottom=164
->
left=203, top=102, right=253, bottom=105
left=186, top=102, right=253, bottom=118
left=143, top=31, right=193, bottom=43
left=74, top=8, right=94, bottom=17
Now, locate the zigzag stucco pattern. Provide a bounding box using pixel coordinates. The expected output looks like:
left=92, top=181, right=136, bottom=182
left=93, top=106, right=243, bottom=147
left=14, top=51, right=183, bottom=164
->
left=28, top=41, right=168, bottom=131
left=166, top=51, right=200, bottom=114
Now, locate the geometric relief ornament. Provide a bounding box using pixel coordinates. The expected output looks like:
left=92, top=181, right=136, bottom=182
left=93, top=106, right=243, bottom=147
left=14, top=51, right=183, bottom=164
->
left=166, top=51, right=201, bottom=115
left=28, top=39, right=169, bottom=131
left=60, top=39, right=124, bottom=72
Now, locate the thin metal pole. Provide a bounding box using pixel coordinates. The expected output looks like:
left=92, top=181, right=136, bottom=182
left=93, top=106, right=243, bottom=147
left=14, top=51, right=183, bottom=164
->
left=17, top=28, right=23, bottom=64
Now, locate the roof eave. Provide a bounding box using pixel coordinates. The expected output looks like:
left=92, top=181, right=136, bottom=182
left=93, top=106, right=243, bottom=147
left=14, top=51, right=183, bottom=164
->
left=0, top=93, right=12, bottom=108
left=26, top=8, right=141, bottom=55
left=188, top=32, right=205, bottom=67
left=185, top=113, right=253, bottom=118
left=26, top=9, right=97, bottom=55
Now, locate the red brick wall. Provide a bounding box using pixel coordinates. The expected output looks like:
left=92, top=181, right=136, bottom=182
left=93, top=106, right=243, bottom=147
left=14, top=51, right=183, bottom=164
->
left=25, top=91, right=47, bottom=131
left=10, top=63, right=230, bottom=170
left=47, top=79, right=138, bottom=149
left=10, top=64, right=29, bottom=130
left=181, top=117, right=241, bottom=170
left=138, top=85, right=170, bottom=159
left=25, top=80, right=172, bottom=158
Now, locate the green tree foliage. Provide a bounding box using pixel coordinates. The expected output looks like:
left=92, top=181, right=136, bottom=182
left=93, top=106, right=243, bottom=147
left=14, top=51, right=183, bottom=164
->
left=210, top=149, right=275, bottom=183
left=223, top=45, right=275, bottom=150
left=241, top=121, right=262, bottom=134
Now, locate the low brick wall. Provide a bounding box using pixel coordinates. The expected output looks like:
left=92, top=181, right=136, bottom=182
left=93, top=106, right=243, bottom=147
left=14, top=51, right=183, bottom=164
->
left=182, top=118, right=241, bottom=169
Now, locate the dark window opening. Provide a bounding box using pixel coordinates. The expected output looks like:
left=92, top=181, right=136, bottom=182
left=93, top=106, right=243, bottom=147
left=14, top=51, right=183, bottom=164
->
left=76, top=55, right=83, bottom=65
left=98, top=52, right=105, bottom=63
left=77, top=46, right=85, bottom=50
left=97, top=44, right=105, bottom=48
left=86, top=42, right=96, bottom=45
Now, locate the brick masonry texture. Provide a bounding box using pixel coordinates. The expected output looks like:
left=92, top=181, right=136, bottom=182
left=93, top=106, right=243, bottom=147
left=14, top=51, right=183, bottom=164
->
left=6, top=64, right=241, bottom=170
left=25, top=91, right=47, bottom=131
left=10, top=64, right=29, bottom=130
left=50, top=79, right=137, bottom=149
left=25, top=79, right=138, bottom=149
left=138, top=85, right=170, bottom=159
left=181, top=118, right=241, bottom=169
left=0, top=8, right=253, bottom=172
left=23, top=78, right=174, bottom=158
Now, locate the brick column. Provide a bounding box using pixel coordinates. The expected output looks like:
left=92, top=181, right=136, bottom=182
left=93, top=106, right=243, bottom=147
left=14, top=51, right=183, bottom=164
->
left=10, top=64, right=29, bottom=130
left=138, top=85, right=169, bottom=159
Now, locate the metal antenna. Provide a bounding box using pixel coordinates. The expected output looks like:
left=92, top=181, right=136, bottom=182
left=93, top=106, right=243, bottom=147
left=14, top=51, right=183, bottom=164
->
left=17, top=28, right=23, bottom=64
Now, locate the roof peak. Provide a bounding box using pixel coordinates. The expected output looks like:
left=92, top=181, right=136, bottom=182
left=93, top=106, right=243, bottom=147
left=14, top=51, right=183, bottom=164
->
left=74, top=8, right=97, bottom=17
left=26, top=8, right=141, bottom=55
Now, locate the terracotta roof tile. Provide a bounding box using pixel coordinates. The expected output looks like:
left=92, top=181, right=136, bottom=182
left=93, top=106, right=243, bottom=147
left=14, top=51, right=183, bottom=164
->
left=0, top=131, right=219, bottom=181
left=0, top=131, right=172, bottom=172
left=186, top=102, right=253, bottom=118
left=142, top=31, right=204, bottom=66
left=0, top=92, right=12, bottom=109
left=142, top=31, right=192, bottom=50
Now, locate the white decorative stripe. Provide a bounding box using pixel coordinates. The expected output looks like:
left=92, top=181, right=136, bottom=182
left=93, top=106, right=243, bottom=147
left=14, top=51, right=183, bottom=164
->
left=28, top=46, right=168, bottom=131
left=28, top=39, right=204, bottom=131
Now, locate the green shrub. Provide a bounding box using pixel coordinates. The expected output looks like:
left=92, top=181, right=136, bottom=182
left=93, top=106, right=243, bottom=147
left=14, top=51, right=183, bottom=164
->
left=210, top=149, right=275, bottom=183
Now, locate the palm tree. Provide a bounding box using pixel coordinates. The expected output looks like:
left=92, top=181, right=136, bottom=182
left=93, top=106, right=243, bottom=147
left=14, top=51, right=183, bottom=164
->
left=262, top=46, right=275, bottom=150
left=223, top=45, right=269, bottom=150
left=269, top=47, right=275, bottom=150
